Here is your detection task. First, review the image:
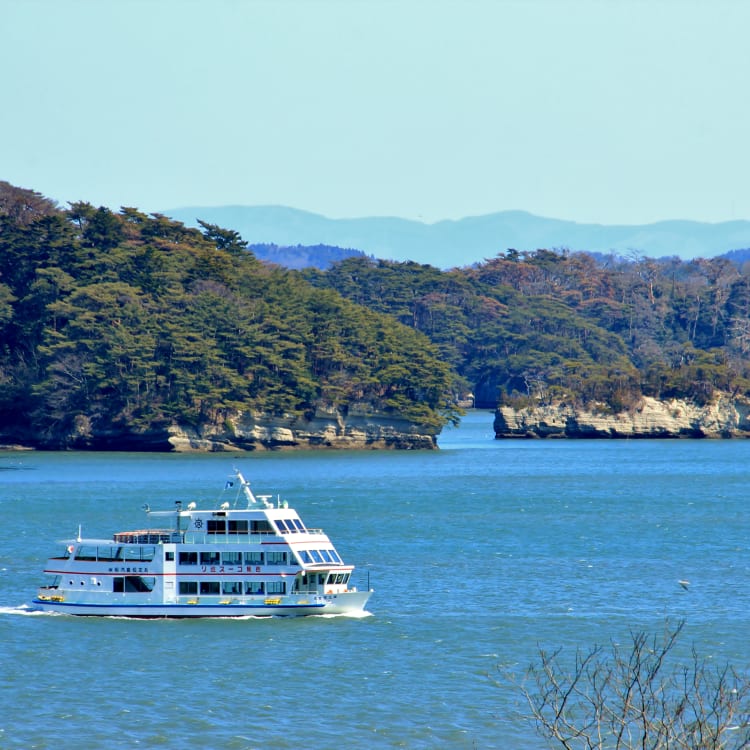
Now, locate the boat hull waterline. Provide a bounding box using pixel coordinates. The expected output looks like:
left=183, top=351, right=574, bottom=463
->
left=33, top=592, right=371, bottom=618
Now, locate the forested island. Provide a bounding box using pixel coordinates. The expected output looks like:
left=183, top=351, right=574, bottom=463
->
left=3, top=180, right=750, bottom=450
left=0, top=183, right=454, bottom=450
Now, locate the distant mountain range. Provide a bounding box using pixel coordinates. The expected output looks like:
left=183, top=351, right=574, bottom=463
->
left=164, top=205, right=750, bottom=268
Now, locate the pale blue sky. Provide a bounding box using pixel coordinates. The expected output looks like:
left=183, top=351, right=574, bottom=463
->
left=3, top=0, right=749, bottom=226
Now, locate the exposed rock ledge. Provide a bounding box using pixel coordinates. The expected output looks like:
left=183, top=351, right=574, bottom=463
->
left=167, top=406, right=437, bottom=452
left=494, top=395, right=750, bottom=439
left=1, top=406, right=439, bottom=451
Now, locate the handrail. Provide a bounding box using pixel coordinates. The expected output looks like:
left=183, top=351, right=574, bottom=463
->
left=183, top=531, right=278, bottom=544
left=182, top=530, right=326, bottom=544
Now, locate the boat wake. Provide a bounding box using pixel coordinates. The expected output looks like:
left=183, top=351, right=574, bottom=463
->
left=0, top=605, right=373, bottom=620
left=313, top=609, right=373, bottom=619
left=195, top=610, right=373, bottom=621
left=0, top=604, right=53, bottom=616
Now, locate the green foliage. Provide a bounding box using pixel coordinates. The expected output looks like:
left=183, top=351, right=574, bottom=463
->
left=305, top=249, right=750, bottom=411
left=0, top=186, right=457, bottom=446
left=5, top=178, right=750, bottom=448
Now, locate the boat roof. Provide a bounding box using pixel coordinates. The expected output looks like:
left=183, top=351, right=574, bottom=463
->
left=58, top=538, right=115, bottom=546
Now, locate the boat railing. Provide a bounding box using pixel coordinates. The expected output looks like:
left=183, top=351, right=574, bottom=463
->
left=183, top=531, right=278, bottom=544
left=114, top=531, right=176, bottom=544
left=278, top=528, right=325, bottom=537
left=352, top=570, right=371, bottom=593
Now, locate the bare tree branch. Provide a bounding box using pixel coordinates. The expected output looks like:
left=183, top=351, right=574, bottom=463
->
left=503, top=620, right=750, bottom=749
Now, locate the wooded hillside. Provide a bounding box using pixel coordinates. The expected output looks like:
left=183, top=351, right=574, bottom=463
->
left=0, top=183, right=456, bottom=448
left=4, top=180, right=750, bottom=449
left=303, top=250, right=750, bottom=410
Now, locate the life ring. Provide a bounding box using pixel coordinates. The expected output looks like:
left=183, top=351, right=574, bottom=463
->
left=327, top=589, right=333, bottom=594
left=67, top=545, right=75, bottom=554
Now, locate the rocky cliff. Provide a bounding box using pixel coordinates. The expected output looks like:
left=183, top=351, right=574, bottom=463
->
left=168, top=405, right=438, bottom=452
left=494, top=395, right=750, bottom=439
left=42, top=404, right=438, bottom=452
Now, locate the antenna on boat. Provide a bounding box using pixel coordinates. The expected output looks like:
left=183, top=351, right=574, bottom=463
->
left=231, top=469, right=272, bottom=509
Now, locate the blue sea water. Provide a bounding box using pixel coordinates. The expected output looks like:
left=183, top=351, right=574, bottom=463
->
left=1, top=411, right=750, bottom=749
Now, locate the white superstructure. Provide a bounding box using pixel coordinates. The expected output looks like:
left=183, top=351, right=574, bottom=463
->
left=33, top=470, right=372, bottom=617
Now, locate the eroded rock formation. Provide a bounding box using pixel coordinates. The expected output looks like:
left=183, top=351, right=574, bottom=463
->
left=494, top=395, right=750, bottom=439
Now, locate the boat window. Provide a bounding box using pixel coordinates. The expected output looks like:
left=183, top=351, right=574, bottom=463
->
left=309, top=550, right=323, bottom=563
left=165, top=551, right=175, bottom=562
left=245, top=551, right=263, bottom=564
left=274, top=519, right=290, bottom=533
left=131, top=576, right=155, bottom=592
left=266, top=581, right=286, bottom=594
left=335, top=573, right=345, bottom=584
left=56, top=545, right=73, bottom=560
left=228, top=520, right=249, bottom=534
left=326, top=573, right=336, bottom=584
left=292, top=519, right=306, bottom=532
left=200, top=551, right=220, bottom=566
left=207, top=520, right=226, bottom=533
left=75, top=546, right=98, bottom=561
left=221, top=581, right=242, bottom=595
left=179, top=551, right=198, bottom=565
left=96, top=546, right=121, bottom=562
left=250, top=520, right=273, bottom=534
left=199, top=581, right=220, bottom=595
left=114, top=576, right=155, bottom=593
left=328, top=549, right=342, bottom=564
left=299, top=551, right=312, bottom=564
left=266, top=551, right=287, bottom=565
left=179, top=581, right=198, bottom=595
left=245, top=581, right=264, bottom=594
left=318, top=550, right=333, bottom=563
left=122, top=546, right=155, bottom=562
left=221, top=551, right=242, bottom=566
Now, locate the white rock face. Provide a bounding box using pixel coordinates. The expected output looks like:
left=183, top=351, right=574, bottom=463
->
left=167, top=406, right=438, bottom=452
left=494, top=395, right=750, bottom=439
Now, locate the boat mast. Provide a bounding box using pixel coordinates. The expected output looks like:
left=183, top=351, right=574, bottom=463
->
left=233, top=470, right=271, bottom=509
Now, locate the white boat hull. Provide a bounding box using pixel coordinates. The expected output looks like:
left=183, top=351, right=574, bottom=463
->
left=32, top=590, right=372, bottom=618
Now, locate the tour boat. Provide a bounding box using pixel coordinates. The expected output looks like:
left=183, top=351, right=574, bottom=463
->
left=33, top=470, right=372, bottom=617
